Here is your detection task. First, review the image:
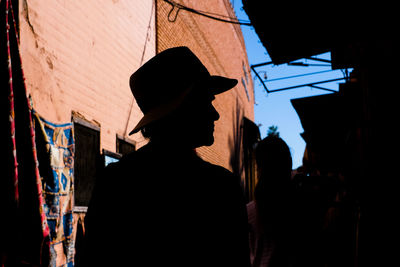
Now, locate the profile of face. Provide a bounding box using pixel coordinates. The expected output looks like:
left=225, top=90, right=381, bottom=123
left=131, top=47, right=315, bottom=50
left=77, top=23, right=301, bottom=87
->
left=173, top=89, right=220, bottom=148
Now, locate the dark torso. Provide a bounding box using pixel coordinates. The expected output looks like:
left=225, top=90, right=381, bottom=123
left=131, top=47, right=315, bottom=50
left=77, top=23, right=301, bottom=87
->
left=84, top=143, right=249, bottom=267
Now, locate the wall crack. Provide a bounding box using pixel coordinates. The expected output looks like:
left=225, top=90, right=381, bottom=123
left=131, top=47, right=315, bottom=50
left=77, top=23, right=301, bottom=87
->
left=22, top=0, right=37, bottom=37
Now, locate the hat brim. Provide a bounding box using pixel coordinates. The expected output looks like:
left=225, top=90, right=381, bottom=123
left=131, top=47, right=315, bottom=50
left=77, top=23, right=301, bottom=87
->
left=129, top=76, right=237, bottom=135
left=208, top=76, right=238, bottom=95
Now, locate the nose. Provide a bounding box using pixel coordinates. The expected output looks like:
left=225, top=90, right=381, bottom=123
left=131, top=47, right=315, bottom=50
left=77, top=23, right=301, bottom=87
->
left=211, top=105, right=220, bottom=121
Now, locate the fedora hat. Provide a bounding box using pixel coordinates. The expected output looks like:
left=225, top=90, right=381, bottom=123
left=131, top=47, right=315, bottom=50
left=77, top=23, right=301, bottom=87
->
left=128, top=46, right=237, bottom=135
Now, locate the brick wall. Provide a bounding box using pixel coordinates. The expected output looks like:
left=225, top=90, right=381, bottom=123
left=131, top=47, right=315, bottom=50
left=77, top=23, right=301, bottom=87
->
left=19, top=0, right=156, bottom=152
left=18, top=0, right=255, bottom=177
left=157, top=0, right=255, bottom=175
left=14, top=1, right=255, bottom=263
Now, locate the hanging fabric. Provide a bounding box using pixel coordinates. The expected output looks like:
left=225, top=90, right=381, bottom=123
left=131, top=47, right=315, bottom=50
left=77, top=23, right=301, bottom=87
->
left=1, top=0, right=50, bottom=266
left=5, top=0, right=19, bottom=206
left=33, top=111, right=75, bottom=267
left=2, top=1, right=77, bottom=266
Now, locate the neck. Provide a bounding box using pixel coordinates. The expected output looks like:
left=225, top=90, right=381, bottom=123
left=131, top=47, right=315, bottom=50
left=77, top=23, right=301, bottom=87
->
left=147, top=139, right=198, bottom=153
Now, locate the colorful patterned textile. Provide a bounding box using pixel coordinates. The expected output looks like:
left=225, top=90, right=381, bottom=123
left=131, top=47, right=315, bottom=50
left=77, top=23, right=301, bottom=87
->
left=3, top=0, right=50, bottom=265
left=3, top=1, right=76, bottom=265
left=33, top=112, right=75, bottom=267
left=8, top=0, right=51, bottom=238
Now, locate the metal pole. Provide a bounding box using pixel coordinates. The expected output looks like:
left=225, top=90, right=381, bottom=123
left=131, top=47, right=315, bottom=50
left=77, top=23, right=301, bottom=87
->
left=268, top=77, right=346, bottom=93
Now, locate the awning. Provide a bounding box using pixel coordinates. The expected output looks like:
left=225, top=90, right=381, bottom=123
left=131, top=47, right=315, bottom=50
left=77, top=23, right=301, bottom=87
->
left=290, top=81, right=363, bottom=169
left=242, top=0, right=397, bottom=65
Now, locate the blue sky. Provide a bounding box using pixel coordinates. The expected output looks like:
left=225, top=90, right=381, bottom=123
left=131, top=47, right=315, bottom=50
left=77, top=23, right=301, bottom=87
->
left=230, top=0, right=348, bottom=168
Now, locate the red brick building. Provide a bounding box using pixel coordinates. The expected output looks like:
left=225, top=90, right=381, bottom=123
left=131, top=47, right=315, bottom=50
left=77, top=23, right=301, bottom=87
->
left=2, top=0, right=256, bottom=265
left=20, top=0, right=255, bottom=179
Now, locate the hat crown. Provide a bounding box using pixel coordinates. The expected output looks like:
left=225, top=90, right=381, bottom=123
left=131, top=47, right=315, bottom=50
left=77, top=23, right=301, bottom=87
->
left=129, top=46, right=210, bottom=114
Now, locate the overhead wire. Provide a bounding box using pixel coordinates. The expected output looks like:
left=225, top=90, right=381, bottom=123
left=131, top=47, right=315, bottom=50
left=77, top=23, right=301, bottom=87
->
left=124, top=0, right=155, bottom=137
left=163, top=0, right=252, bottom=26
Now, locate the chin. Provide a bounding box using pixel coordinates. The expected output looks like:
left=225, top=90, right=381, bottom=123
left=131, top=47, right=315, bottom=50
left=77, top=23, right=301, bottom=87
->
left=193, top=136, right=214, bottom=148
left=201, top=136, right=215, bottom=147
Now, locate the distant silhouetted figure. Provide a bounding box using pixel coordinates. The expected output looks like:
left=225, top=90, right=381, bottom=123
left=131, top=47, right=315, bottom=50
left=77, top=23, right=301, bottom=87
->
left=291, top=146, right=340, bottom=267
left=247, top=136, right=294, bottom=267
left=83, top=47, right=250, bottom=267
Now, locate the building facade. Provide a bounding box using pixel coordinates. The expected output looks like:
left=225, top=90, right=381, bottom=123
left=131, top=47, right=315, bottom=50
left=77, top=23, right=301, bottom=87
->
left=20, top=0, right=156, bottom=152
left=20, top=0, right=254, bottom=181
left=2, top=0, right=256, bottom=266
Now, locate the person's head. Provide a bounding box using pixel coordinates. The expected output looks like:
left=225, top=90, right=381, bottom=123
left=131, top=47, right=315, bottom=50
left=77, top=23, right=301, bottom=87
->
left=255, top=136, right=292, bottom=183
left=128, top=46, right=237, bottom=149
left=140, top=84, right=220, bottom=148
left=255, top=136, right=293, bottom=230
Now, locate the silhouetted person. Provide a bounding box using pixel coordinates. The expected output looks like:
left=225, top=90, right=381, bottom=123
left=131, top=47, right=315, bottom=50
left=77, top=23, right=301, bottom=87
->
left=291, top=146, right=341, bottom=267
left=83, top=47, right=250, bottom=267
left=247, top=136, right=294, bottom=267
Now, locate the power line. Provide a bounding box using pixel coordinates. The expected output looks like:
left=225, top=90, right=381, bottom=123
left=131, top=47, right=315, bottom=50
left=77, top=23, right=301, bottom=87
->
left=163, top=0, right=252, bottom=26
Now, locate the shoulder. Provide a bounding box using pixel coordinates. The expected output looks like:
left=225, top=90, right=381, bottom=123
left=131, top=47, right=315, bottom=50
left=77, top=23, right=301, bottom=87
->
left=94, top=150, right=143, bottom=193
left=198, top=159, right=245, bottom=201
left=198, top=157, right=236, bottom=177
left=206, top=161, right=236, bottom=176
left=201, top=160, right=240, bottom=185
left=105, top=148, right=145, bottom=173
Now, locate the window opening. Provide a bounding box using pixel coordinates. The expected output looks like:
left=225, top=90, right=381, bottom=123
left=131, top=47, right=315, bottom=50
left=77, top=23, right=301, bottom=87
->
left=103, top=149, right=122, bottom=166
left=73, top=116, right=101, bottom=208
left=116, top=135, right=136, bottom=156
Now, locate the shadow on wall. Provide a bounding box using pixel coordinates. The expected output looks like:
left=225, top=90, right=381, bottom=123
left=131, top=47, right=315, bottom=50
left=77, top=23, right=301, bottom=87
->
left=229, top=98, right=244, bottom=180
